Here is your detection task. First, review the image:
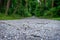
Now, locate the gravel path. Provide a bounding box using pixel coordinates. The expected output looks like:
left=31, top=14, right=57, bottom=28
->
left=0, top=18, right=60, bottom=40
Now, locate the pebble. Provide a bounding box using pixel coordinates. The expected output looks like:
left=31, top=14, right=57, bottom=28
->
left=0, top=18, right=60, bottom=40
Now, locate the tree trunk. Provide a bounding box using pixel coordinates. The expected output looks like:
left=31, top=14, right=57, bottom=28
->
left=13, top=5, right=19, bottom=15
left=13, top=0, right=20, bottom=15
left=25, top=0, right=28, bottom=8
left=5, top=0, right=10, bottom=15
left=44, top=0, right=46, bottom=9
left=38, top=0, right=41, bottom=5
left=52, top=0, right=54, bottom=8
left=44, top=0, right=46, bottom=6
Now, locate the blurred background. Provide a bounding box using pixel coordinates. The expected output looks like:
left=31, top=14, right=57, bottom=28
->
left=0, top=0, right=60, bottom=20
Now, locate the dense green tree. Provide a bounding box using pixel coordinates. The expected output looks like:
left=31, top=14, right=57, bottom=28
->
left=0, top=0, right=60, bottom=18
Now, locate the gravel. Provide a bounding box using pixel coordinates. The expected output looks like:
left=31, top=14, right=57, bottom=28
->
left=0, top=18, right=60, bottom=40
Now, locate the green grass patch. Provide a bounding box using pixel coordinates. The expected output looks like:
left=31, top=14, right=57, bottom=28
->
left=38, top=16, right=60, bottom=20
left=0, top=14, right=24, bottom=20
left=0, top=14, right=60, bottom=20
left=51, top=18, right=60, bottom=20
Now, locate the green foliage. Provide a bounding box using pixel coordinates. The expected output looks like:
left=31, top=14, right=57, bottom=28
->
left=44, top=6, right=60, bottom=17
left=24, top=9, right=32, bottom=17
left=0, top=0, right=60, bottom=19
left=0, top=13, right=22, bottom=20
left=44, top=8, right=56, bottom=17
left=56, top=6, right=60, bottom=17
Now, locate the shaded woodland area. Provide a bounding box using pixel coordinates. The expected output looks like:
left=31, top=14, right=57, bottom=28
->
left=0, top=0, right=60, bottom=19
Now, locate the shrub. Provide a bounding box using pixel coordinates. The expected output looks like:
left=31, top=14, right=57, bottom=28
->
left=24, top=9, right=32, bottom=17
left=56, top=6, right=60, bottom=17
left=44, top=6, right=60, bottom=17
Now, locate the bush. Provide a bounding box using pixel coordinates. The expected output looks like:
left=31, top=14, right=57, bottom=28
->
left=56, top=6, right=60, bottom=17
left=24, top=9, right=32, bottom=17
left=44, top=6, right=60, bottom=17
left=34, top=9, right=41, bottom=17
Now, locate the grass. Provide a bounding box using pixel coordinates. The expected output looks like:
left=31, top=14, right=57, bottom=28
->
left=51, top=18, right=60, bottom=20
left=0, top=14, right=24, bottom=20
left=0, top=14, right=60, bottom=20
left=39, top=16, right=60, bottom=20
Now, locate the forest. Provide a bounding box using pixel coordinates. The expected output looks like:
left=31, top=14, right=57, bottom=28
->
left=0, top=0, right=60, bottom=20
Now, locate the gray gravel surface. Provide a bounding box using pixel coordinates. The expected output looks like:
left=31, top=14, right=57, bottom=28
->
left=0, top=18, right=60, bottom=40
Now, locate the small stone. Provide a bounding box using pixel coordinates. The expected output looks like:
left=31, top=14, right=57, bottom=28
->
left=41, top=39, right=43, bottom=40
left=17, top=28, right=20, bottom=30
left=4, top=36, right=7, bottom=38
